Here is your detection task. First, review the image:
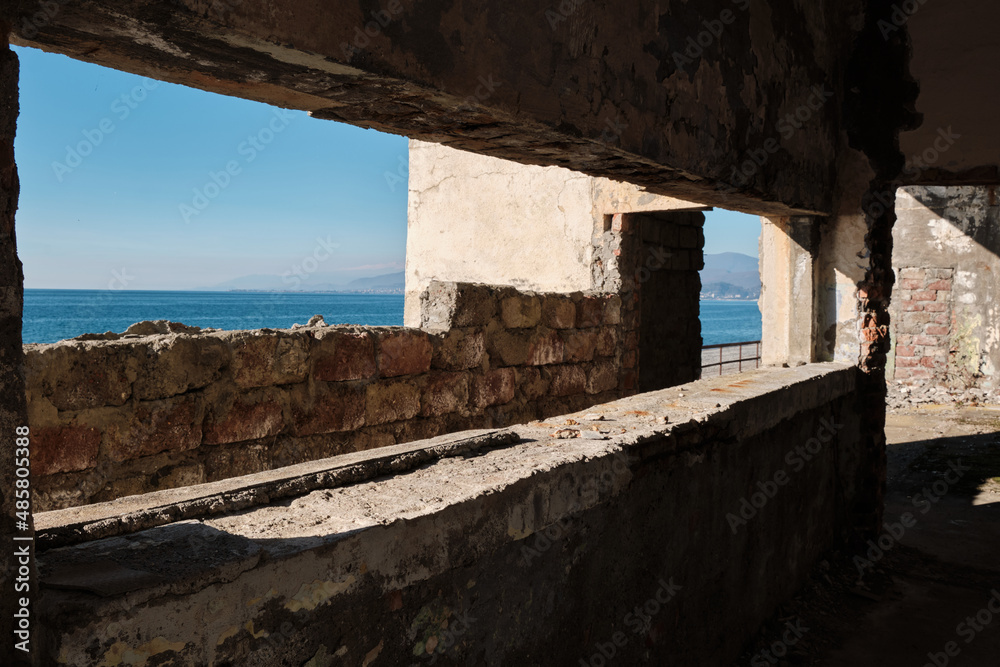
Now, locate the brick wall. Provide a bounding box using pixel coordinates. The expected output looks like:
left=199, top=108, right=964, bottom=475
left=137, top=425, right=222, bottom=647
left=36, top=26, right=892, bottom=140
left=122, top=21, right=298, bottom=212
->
left=892, top=267, right=953, bottom=384
left=27, top=284, right=629, bottom=510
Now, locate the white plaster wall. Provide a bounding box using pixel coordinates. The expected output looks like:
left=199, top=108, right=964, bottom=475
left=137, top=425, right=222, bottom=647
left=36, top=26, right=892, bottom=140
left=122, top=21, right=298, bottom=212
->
left=404, top=140, right=702, bottom=326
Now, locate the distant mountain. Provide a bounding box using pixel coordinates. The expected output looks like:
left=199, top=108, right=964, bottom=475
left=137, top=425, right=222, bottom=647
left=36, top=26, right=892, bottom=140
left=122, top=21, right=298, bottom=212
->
left=345, top=272, right=404, bottom=290
left=203, top=271, right=404, bottom=293
left=701, top=252, right=760, bottom=299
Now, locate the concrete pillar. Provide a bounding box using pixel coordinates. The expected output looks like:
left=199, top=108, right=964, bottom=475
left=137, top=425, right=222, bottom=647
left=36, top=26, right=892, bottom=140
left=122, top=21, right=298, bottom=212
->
left=759, top=216, right=817, bottom=367
left=0, top=33, right=30, bottom=665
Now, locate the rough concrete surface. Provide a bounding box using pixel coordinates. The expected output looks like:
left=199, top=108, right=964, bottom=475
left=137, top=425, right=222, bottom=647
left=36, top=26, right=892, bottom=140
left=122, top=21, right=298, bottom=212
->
left=34, top=364, right=867, bottom=665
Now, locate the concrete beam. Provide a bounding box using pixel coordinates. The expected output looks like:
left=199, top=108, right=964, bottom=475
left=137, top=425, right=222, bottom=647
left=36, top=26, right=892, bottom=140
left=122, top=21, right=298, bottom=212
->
left=7, top=0, right=855, bottom=216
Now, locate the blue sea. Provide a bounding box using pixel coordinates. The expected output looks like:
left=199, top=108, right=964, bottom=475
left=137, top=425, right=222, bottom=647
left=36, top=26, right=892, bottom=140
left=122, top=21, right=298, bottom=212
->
left=21, top=290, right=762, bottom=346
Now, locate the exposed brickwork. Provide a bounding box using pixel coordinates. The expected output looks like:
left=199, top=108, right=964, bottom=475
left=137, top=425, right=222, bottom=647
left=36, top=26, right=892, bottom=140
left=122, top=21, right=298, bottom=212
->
left=892, top=267, right=953, bottom=383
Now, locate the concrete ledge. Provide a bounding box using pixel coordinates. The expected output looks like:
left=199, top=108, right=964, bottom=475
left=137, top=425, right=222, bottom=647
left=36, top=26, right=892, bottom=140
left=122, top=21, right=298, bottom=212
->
left=37, top=363, right=861, bottom=666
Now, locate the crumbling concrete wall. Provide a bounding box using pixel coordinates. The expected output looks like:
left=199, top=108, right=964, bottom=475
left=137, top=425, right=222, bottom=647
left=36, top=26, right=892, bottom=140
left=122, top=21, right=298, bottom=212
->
left=35, top=364, right=864, bottom=667
left=889, top=186, right=1000, bottom=392
left=404, top=141, right=703, bottom=326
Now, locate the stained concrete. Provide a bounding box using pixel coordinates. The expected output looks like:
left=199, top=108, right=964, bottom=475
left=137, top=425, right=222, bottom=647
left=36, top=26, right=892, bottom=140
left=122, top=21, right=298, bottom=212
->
left=35, top=364, right=867, bottom=665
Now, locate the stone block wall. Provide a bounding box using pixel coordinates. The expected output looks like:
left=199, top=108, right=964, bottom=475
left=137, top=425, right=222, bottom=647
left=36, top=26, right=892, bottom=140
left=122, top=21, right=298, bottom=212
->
left=26, top=284, right=628, bottom=511
left=892, top=267, right=954, bottom=383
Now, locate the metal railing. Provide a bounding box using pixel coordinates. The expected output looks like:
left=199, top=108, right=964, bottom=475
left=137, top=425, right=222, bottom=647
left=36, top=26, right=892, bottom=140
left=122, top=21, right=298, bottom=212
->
left=701, top=340, right=762, bottom=377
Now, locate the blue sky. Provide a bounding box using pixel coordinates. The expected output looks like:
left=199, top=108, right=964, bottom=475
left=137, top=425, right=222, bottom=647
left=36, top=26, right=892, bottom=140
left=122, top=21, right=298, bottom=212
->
left=12, top=46, right=758, bottom=290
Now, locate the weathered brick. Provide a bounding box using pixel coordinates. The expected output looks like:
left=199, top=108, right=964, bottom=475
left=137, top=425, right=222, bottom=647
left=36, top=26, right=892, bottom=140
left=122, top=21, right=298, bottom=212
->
left=471, top=368, right=516, bottom=408
left=920, top=356, right=941, bottom=368
left=596, top=327, right=618, bottom=357
left=421, top=372, right=470, bottom=417
left=203, top=390, right=285, bottom=445
left=546, top=366, right=587, bottom=397
left=134, top=336, right=230, bottom=400
left=895, top=345, right=916, bottom=357
left=925, top=325, right=950, bottom=336
left=290, top=382, right=366, bottom=436
left=432, top=328, right=485, bottom=370
left=912, top=291, right=936, bottom=301
left=312, top=330, right=377, bottom=382
left=587, top=361, right=619, bottom=395
left=576, top=296, right=604, bottom=328
left=926, top=280, right=952, bottom=291
left=105, top=396, right=203, bottom=462
left=924, top=302, right=948, bottom=312
left=602, top=295, right=622, bottom=325
left=515, top=367, right=548, bottom=401
left=913, top=335, right=940, bottom=346
left=895, top=357, right=920, bottom=367
left=230, top=332, right=309, bottom=388
left=501, top=295, right=542, bottom=329
left=898, top=279, right=923, bottom=290
left=561, top=330, right=599, bottom=363
left=377, top=330, right=432, bottom=377
left=902, top=301, right=924, bottom=312
left=528, top=330, right=565, bottom=366
left=489, top=329, right=532, bottom=366
left=899, top=267, right=925, bottom=280
left=541, top=297, right=576, bottom=329
left=366, top=380, right=421, bottom=425
left=33, top=426, right=101, bottom=475
left=26, top=343, right=137, bottom=411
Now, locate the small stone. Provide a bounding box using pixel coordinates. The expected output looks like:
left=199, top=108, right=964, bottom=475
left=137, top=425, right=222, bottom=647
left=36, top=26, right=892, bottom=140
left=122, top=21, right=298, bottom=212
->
left=307, top=314, right=326, bottom=327
left=564, top=419, right=579, bottom=425
left=583, top=413, right=605, bottom=421
left=551, top=429, right=580, bottom=439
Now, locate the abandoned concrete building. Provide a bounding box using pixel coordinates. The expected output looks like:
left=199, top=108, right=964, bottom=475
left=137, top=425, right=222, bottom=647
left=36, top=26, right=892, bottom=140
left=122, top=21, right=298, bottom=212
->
left=2, top=0, right=1000, bottom=665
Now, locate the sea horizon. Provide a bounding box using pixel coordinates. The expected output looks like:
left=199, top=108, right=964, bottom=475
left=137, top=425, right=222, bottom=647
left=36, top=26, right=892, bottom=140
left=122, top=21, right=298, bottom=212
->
left=21, top=289, right=761, bottom=346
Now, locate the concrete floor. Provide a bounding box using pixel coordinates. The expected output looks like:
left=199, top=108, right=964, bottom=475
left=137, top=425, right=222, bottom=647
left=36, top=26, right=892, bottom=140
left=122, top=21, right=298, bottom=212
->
left=738, top=404, right=1000, bottom=666
left=818, top=405, right=1000, bottom=666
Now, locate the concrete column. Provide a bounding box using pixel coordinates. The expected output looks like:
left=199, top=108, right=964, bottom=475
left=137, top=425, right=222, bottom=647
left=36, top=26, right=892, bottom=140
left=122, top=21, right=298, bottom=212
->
left=0, top=34, right=30, bottom=665
left=759, top=216, right=817, bottom=367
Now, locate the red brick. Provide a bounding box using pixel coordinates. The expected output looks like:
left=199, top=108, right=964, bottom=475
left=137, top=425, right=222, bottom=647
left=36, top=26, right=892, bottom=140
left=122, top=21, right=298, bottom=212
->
left=33, top=426, right=101, bottom=475
left=894, top=368, right=913, bottom=380
left=925, top=325, right=950, bottom=336
left=313, top=331, right=376, bottom=382
left=366, top=380, right=421, bottom=425
left=898, top=268, right=925, bottom=280
left=471, top=368, right=516, bottom=408
left=576, top=297, right=604, bottom=328
left=291, top=382, right=366, bottom=436
left=926, top=280, right=952, bottom=291
left=920, top=356, right=942, bottom=368
left=561, top=330, right=598, bottom=363
left=106, top=396, right=203, bottom=462
left=907, top=369, right=932, bottom=379
left=902, top=301, right=924, bottom=312
left=895, top=345, right=916, bottom=357
left=501, top=295, right=542, bottom=329
left=528, top=331, right=565, bottom=366
left=912, top=291, right=936, bottom=301
left=924, top=302, right=948, bottom=312
left=546, top=366, right=587, bottom=397
left=378, top=331, right=432, bottom=378
left=898, top=279, right=923, bottom=290
left=934, top=313, right=951, bottom=324
left=895, top=357, right=920, bottom=367
left=420, top=372, right=470, bottom=417
left=203, top=392, right=285, bottom=445
left=913, top=335, right=940, bottom=346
